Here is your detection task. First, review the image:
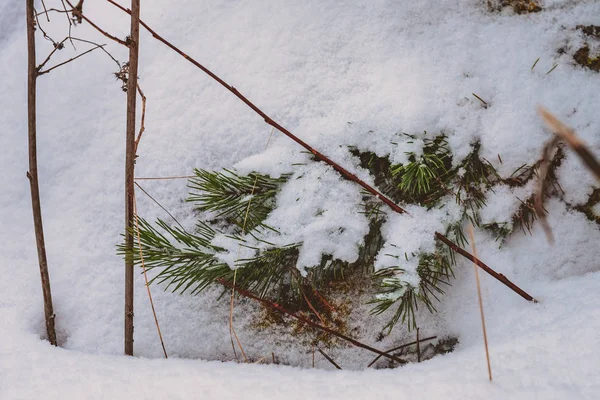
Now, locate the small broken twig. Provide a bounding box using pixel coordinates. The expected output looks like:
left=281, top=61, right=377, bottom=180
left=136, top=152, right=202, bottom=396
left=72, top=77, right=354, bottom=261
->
left=538, top=107, right=600, bottom=181
left=65, top=0, right=128, bottom=46
left=367, top=336, right=437, bottom=368
left=316, top=345, right=342, bottom=370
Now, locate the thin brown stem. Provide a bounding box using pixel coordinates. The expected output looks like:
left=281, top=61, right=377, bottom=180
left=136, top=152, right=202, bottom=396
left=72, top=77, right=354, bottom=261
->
left=135, top=84, right=146, bottom=153
left=134, top=182, right=186, bottom=231
left=468, top=225, right=492, bottom=382
left=26, top=0, right=57, bottom=347
left=36, top=38, right=69, bottom=72
left=316, top=345, right=342, bottom=370
left=416, top=327, right=421, bottom=362
left=40, top=0, right=50, bottom=22
left=367, top=336, right=436, bottom=368
left=123, top=0, right=141, bottom=357
left=65, top=0, right=128, bottom=46
left=38, top=44, right=104, bottom=76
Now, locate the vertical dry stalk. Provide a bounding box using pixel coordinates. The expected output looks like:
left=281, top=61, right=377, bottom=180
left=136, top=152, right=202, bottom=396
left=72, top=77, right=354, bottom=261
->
left=416, top=328, right=421, bottom=362
left=133, top=194, right=168, bottom=358
left=124, top=0, right=141, bottom=356
left=26, top=0, right=57, bottom=346
left=468, top=225, right=492, bottom=382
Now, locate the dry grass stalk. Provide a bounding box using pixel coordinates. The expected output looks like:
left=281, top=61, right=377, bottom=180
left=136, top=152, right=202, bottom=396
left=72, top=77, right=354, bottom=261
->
left=133, top=194, right=168, bottom=358
left=534, top=135, right=560, bottom=244
left=468, top=224, right=492, bottom=382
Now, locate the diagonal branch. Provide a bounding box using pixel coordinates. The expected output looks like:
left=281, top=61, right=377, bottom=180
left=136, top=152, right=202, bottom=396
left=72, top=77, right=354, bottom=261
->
left=38, top=43, right=105, bottom=76
left=435, top=233, right=536, bottom=302
left=106, top=0, right=536, bottom=304
left=65, top=0, right=128, bottom=46
left=367, top=335, right=437, bottom=368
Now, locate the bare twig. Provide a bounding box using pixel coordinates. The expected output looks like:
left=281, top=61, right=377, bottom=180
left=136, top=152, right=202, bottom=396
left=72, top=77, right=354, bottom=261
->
left=367, top=336, right=437, bottom=368
left=468, top=225, right=492, bottom=382
left=37, top=38, right=68, bottom=72
left=219, top=278, right=405, bottom=364
left=34, top=6, right=58, bottom=46
left=38, top=36, right=121, bottom=77
left=472, top=93, right=489, bottom=107
left=134, top=175, right=196, bottom=181
left=71, top=37, right=121, bottom=67
left=36, top=8, right=69, bottom=16
left=40, top=0, right=51, bottom=22
left=134, top=182, right=186, bottom=231
left=65, top=0, right=128, bottom=46
left=416, top=327, right=421, bottom=362
left=316, top=345, right=342, bottom=370
left=135, top=84, right=146, bottom=153
left=60, top=0, right=76, bottom=49
left=38, top=43, right=105, bottom=76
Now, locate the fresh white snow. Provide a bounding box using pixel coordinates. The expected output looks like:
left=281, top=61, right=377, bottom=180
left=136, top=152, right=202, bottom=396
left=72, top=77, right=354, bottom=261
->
left=1, top=0, right=599, bottom=398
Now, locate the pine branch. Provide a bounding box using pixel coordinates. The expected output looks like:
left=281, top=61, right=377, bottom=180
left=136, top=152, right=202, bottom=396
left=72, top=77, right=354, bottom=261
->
left=188, top=169, right=288, bottom=232
left=369, top=244, right=455, bottom=332
left=390, top=134, right=454, bottom=206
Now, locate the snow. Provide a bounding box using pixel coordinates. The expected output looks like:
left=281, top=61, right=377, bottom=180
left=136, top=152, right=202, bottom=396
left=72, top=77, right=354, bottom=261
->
left=1, top=0, right=600, bottom=398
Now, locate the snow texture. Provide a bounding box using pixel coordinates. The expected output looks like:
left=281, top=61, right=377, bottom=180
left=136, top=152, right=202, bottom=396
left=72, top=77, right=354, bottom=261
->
left=1, top=0, right=600, bottom=398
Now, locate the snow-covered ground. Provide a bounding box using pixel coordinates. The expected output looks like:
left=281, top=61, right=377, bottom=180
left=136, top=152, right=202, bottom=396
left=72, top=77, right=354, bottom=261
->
left=1, top=0, right=599, bottom=398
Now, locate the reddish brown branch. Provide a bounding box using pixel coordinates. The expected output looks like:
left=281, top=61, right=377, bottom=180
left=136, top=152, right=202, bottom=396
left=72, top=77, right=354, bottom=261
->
left=218, top=278, right=405, bottom=364
left=105, top=0, right=407, bottom=215
left=435, top=233, right=537, bottom=302
left=107, top=0, right=536, bottom=304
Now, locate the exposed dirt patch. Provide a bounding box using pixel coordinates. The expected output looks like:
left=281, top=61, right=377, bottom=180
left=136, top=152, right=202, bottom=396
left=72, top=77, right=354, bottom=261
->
left=573, top=45, right=600, bottom=72
left=578, top=25, right=600, bottom=39
left=487, top=0, right=542, bottom=14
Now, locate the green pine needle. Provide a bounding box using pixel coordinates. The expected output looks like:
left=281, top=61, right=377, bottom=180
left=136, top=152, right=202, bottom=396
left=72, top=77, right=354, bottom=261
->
left=188, top=169, right=289, bottom=232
